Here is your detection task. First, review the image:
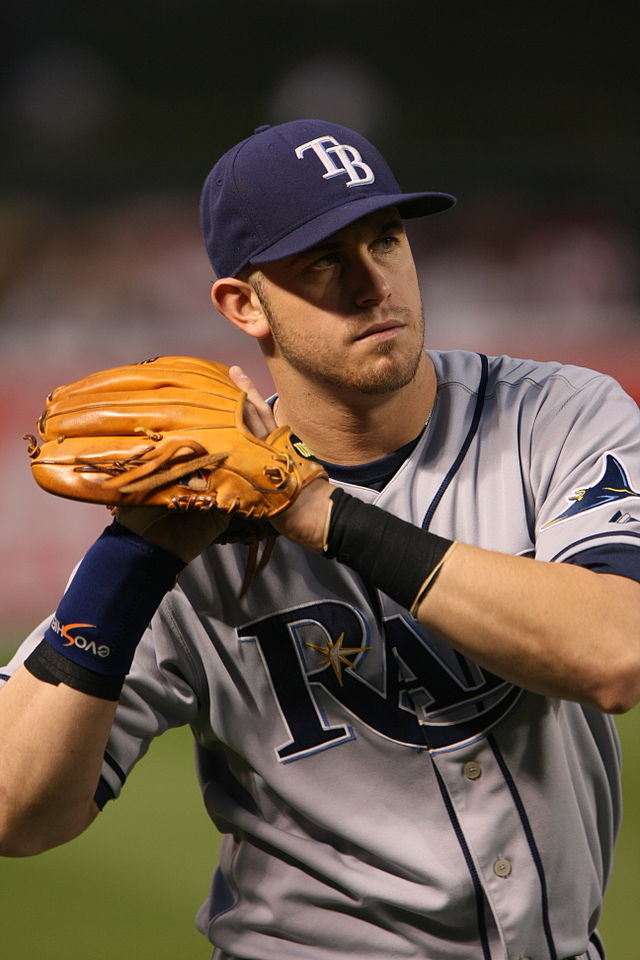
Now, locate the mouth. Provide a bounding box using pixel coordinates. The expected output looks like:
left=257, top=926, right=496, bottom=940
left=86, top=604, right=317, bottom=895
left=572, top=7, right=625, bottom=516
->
left=353, top=320, right=404, bottom=343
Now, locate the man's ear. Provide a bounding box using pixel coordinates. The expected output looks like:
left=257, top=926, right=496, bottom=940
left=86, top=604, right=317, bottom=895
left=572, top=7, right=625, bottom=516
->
left=211, top=277, right=271, bottom=340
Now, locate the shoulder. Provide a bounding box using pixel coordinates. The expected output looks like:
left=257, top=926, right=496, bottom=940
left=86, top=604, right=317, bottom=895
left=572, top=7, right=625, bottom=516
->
left=428, top=348, right=628, bottom=406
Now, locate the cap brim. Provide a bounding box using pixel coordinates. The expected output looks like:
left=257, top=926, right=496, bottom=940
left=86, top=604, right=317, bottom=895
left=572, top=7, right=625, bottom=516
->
left=249, top=191, right=456, bottom=266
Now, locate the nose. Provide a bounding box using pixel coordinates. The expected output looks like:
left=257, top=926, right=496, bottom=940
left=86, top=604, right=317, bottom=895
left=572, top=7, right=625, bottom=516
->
left=351, top=256, right=392, bottom=308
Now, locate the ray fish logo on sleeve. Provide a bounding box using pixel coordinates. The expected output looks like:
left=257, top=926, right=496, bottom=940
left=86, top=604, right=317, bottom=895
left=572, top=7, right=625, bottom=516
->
left=543, top=453, right=640, bottom=528
left=295, top=136, right=376, bottom=186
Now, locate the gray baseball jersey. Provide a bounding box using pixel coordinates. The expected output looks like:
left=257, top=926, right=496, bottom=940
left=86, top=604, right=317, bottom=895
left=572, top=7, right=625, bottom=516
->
left=4, top=350, right=640, bottom=960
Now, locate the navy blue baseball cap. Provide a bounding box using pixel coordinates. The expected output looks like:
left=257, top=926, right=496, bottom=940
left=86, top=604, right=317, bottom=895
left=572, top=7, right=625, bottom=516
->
left=200, top=119, right=456, bottom=278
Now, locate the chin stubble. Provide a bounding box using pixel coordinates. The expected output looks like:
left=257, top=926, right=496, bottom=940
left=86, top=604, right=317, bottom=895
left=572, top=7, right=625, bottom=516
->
left=253, top=276, right=425, bottom=395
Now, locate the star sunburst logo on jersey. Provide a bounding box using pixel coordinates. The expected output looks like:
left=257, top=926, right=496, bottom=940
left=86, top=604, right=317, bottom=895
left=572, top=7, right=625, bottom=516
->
left=305, top=632, right=369, bottom=686
left=543, top=453, right=640, bottom=528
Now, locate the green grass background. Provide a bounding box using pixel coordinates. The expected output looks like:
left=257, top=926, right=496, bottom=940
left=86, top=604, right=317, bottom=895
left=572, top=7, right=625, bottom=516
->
left=1, top=637, right=639, bottom=959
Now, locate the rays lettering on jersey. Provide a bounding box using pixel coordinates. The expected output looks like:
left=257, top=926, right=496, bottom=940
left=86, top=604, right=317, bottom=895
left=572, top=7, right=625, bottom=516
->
left=238, top=600, right=523, bottom=762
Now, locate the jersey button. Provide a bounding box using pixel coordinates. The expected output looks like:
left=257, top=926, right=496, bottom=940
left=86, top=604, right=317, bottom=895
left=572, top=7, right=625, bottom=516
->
left=493, top=858, right=512, bottom=878
left=463, top=760, right=482, bottom=780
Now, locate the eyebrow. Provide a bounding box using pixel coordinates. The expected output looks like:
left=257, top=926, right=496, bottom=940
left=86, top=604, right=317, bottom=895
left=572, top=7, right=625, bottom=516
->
left=377, top=217, right=405, bottom=235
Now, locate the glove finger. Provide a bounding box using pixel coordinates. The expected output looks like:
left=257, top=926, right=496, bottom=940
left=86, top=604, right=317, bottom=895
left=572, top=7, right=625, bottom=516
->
left=39, top=387, right=238, bottom=439
left=48, top=356, right=233, bottom=402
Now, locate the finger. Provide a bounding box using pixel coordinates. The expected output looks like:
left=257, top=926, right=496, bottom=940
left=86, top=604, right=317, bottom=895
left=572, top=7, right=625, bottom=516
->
left=229, top=366, right=277, bottom=438
left=229, top=366, right=272, bottom=418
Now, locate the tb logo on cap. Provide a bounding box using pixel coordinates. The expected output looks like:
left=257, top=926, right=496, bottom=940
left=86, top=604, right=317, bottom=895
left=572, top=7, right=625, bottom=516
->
left=295, top=136, right=375, bottom=187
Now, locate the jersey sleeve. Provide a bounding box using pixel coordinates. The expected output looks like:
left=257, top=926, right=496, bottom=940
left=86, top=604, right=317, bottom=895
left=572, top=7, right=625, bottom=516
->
left=0, top=618, right=53, bottom=682
left=530, top=368, right=640, bottom=571
left=563, top=543, right=640, bottom=582
left=91, top=584, right=214, bottom=804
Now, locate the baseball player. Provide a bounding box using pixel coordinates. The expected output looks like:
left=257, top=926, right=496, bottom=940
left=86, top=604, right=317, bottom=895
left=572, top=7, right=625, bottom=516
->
left=2, top=119, right=640, bottom=960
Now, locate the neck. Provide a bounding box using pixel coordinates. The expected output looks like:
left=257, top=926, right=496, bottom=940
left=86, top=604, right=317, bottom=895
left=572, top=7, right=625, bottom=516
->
left=272, top=352, right=436, bottom=465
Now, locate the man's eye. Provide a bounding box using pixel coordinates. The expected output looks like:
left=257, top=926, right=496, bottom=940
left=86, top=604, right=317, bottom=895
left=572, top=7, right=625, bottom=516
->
left=376, top=235, right=399, bottom=252
left=311, top=253, right=339, bottom=269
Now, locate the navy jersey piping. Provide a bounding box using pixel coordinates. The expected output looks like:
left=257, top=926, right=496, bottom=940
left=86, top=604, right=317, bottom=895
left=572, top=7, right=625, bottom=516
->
left=422, top=353, right=488, bottom=689
left=563, top=543, right=640, bottom=584
left=104, top=749, right=126, bottom=784
left=94, top=751, right=126, bottom=809
left=418, top=354, right=512, bottom=954
left=488, top=735, right=558, bottom=960
left=431, top=759, right=492, bottom=959
left=590, top=930, right=605, bottom=958
left=94, top=776, right=115, bottom=810
left=551, top=531, right=640, bottom=563
left=422, top=353, right=489, bottom=532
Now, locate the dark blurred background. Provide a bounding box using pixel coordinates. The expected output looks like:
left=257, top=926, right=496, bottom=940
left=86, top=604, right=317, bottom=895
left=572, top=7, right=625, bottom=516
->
left=1, top=0, right=639, bottom=622
left=1, top=5, right=640, bottom=957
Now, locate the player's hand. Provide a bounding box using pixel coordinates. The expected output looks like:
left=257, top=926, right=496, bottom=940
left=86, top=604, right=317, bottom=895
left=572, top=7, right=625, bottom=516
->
left=116, top=504, right=230, bottom=564
left=228, top=367, right=333, bottom=554
left=227, top=366, right=278, bottom=437
left=269, top=479, right=334, bottom=553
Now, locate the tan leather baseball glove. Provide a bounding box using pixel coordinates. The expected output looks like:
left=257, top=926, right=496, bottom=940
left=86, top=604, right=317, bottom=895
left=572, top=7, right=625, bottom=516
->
left=25, top=356, right=325, bottom=521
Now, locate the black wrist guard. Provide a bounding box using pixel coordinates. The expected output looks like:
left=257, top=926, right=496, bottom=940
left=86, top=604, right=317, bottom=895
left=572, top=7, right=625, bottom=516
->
left=25, top=641, right=125, bottom=701
left=324, top=488, right=455, bottom=613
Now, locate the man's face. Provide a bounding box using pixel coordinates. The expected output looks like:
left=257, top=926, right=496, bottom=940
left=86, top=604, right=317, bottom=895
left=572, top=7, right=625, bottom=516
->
left=250, top=207, right=426, bottom=397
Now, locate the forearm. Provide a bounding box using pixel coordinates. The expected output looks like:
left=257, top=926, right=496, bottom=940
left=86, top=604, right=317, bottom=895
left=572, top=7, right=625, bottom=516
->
left=0, top=521, right=187, bottom=857
left=0, top=666, right=114, bottom=856
left=274, top=483, right=640, bottom=712
left=417, top=543, right=640, bottom=711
